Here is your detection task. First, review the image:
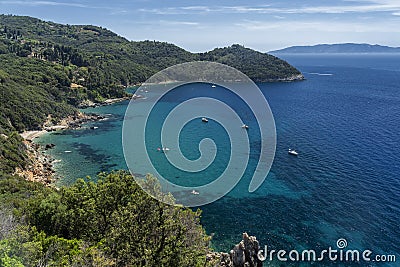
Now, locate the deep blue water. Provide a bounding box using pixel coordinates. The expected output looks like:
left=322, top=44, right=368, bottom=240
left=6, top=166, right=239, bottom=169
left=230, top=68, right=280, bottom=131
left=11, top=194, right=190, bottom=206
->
left=37, top=54, right=400, bottom=266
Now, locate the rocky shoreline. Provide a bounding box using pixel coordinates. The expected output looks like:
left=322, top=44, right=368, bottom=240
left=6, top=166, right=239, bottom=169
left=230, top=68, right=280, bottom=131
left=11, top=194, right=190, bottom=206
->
left=45, top=112, right=106, bottom=131
left=15, top=141, right=55, bottom=185
left=77, top=96, right=132, bottom=108
left=16, top=94, right=134, bottom=186
left=275, top=73, right=305, bottom=82
left=17, top=112, right=106, bottom=186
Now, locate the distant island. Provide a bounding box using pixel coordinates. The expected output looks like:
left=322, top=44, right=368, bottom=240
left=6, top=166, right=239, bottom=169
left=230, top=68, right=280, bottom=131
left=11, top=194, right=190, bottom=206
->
left=270, top=43, right=400, bottom=54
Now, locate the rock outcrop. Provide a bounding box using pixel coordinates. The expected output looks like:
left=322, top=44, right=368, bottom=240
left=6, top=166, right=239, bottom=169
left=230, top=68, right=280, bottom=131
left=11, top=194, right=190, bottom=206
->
left=207, top=233, right=263, bottom=267
left=43, top=112, right=105, bottom=131
left=15, top=141, right=54, bottom=185
left=17, top=112, right=107, bottom=186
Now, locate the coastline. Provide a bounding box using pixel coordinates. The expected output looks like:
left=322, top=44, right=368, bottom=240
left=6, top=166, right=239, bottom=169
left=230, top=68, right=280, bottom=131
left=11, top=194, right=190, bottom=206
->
left=78, top=96, right=131, bottom=108
left=138, top=75, right=305, bottom=85
left=15, top=140, right=55, bottom=185
left=20, top=130, right=48, bottom=141
left=16, top=94, right=135, bottom=186
left=17, top=111, right=106, bottom=186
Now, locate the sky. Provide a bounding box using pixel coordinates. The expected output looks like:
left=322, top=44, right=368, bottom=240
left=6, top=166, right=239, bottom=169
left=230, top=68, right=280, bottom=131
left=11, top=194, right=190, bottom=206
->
left=1, top=0, right=400, bottom=52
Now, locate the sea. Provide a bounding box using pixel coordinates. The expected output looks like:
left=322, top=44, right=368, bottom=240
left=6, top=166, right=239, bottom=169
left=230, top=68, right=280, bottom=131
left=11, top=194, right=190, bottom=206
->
left=36, top=54, right=400, bottom=266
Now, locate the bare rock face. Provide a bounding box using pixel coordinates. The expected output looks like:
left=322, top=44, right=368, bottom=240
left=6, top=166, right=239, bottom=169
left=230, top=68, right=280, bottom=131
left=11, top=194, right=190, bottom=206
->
left=218, top=233, right=263, bottom=267
left=231, top=242, right=245, bottom=266
left=219, top=253, right=232, bottom=266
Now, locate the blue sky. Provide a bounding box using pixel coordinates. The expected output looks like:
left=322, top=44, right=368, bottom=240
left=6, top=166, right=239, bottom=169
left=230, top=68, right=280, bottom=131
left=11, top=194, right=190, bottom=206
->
left=1, top=0, right=400, bottom=52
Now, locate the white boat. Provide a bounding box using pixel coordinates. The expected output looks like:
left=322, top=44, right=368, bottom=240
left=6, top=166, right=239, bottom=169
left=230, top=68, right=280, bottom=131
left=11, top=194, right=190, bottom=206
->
left=241, top=124, right=249, bottom=129
left=211, top=85, right=217, bottom=88
left=288, top=149, right=298, bottom=156
left=202, top=117, right=209, bottom=122
left=191, top=190, right=200, bottom=195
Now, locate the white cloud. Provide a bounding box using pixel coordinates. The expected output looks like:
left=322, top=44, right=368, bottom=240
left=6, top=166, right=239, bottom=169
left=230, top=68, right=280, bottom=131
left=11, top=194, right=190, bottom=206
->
left=180, top=6, right=212, bottom=12
left=128, top=19, right=200, bottom=27
left=159, top=20, right=199, bottom=26
left=1, top=0, right=131, bottom=15
left=138, top=2, right=400, bottom=15
left=0, top=0, right=87, bottom=8
left=235, top=19, right=400, bottom=33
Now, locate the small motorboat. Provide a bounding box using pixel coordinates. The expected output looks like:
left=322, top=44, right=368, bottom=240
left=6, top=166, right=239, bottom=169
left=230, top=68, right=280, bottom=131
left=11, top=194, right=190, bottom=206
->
left=202, top=117, right=209, bottom=123
left=211, top=85, right=217, bottom=88
left=191, top=190, right=200, bottom=195
left=288, top=149, right=298, bottom=156
left=241, top=124, right=249, bottom=129
left=157, top=147, right=170, bottom=152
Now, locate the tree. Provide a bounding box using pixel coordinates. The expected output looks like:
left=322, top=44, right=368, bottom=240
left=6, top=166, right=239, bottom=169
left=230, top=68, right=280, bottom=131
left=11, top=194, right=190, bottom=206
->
left=28, top=171, right=211, bottom=266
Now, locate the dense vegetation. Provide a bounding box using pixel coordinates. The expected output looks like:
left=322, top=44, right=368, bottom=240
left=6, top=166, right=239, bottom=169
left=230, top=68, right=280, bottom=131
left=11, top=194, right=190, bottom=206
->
left=0, top=132, right=27, bottom=176
left=0, top=55, right=77, bottom=132
left=0, top=15, right=302, bottom=86
left=0, top=14, right=302, bottom=132
left=0, top=15, right=305, bottom=265
left=199, top=44, right=302, bottom=81
left=0, top=53, right=77, bottom=174
left=0, top=171, right=211, bottom=266
left=0, top=14, right=303, bottom=176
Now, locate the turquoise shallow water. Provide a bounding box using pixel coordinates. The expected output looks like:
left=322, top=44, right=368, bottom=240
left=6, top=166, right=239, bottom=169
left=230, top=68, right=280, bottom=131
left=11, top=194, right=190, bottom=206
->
left=37, top=55, right=400, bottom=266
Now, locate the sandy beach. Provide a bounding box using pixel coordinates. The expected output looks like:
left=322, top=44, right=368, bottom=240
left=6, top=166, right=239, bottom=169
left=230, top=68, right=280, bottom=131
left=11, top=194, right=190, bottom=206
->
left=17, top=112, right=105, bottom=186
left=19, top=112, right=104, bottom=141
left=20, top=130, right=48, bottom=141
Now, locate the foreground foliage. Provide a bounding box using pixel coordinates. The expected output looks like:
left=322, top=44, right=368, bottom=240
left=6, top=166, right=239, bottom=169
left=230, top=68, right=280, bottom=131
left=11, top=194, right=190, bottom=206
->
left=0, top=171, right=211, bottom=266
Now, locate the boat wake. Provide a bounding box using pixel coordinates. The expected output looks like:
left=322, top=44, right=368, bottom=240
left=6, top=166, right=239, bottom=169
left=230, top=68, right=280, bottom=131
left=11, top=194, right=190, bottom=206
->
left=308, top=72, right=333, bottom=76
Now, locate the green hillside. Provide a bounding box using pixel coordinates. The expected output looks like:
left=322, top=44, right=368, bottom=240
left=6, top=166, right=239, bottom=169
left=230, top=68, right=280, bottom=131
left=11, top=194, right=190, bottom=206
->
left=0, top=14, right=303, bottom=85
left=0, top=15, right=306, bottom=266
left=199, top=44, right=303, bottom=81
left=0, top=14, right=304, bottom=175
